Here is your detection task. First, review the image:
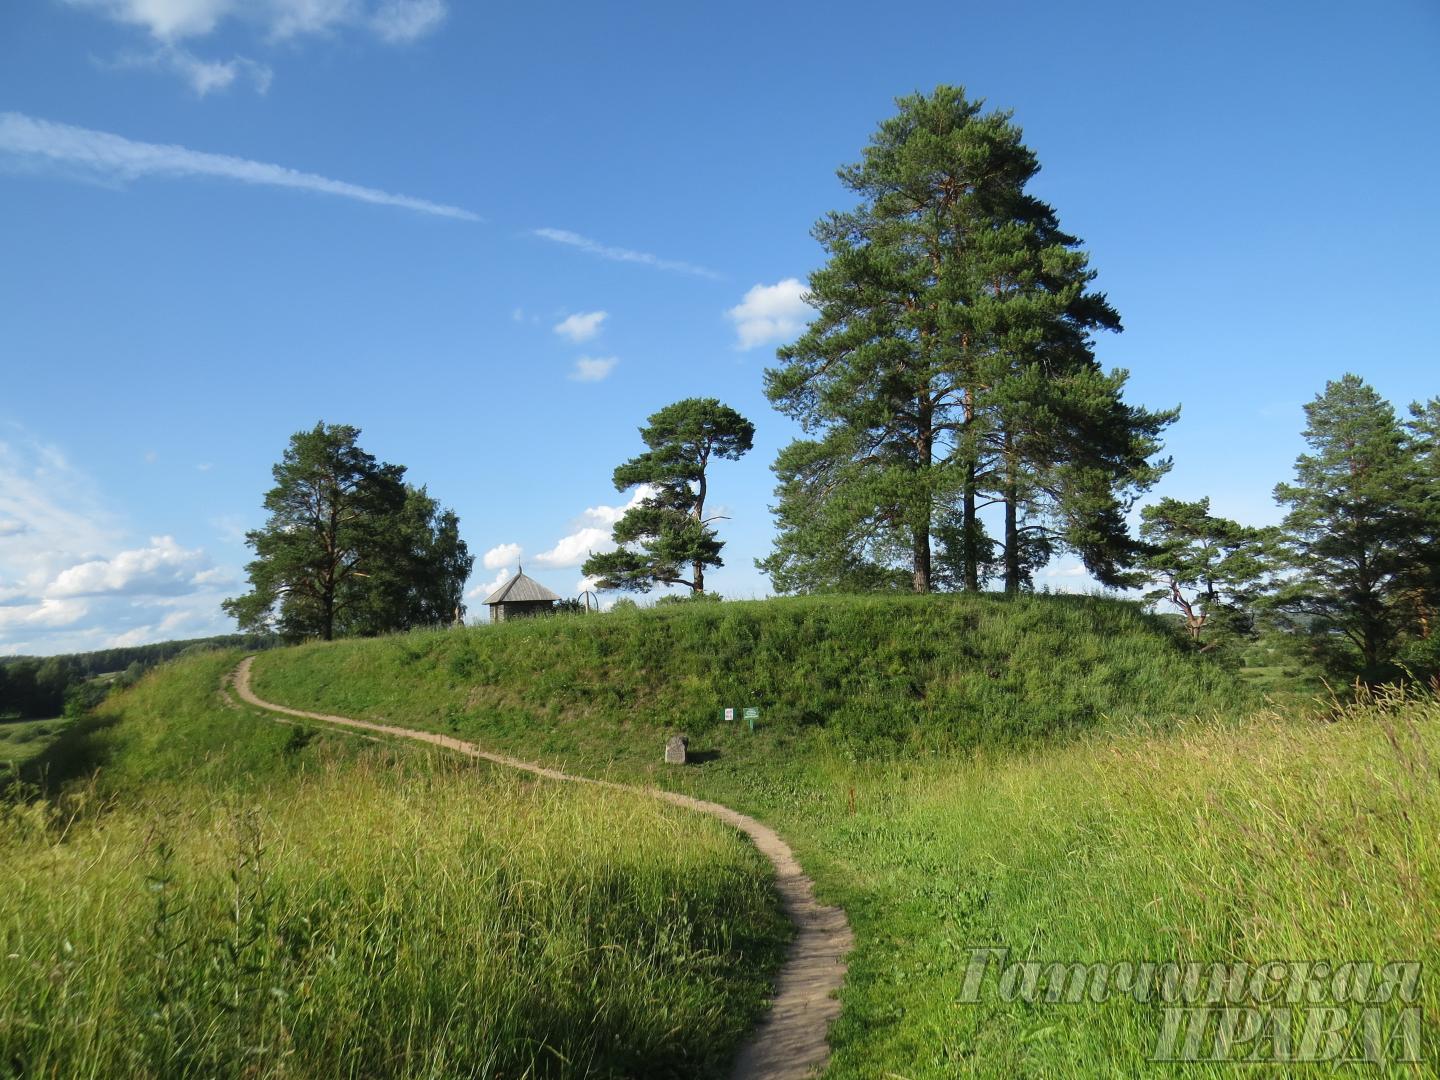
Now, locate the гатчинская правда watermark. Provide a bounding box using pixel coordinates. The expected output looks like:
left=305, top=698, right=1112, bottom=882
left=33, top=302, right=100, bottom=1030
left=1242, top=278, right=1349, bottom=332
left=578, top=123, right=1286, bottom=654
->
left=958, top=949, right=1423, bottom=1066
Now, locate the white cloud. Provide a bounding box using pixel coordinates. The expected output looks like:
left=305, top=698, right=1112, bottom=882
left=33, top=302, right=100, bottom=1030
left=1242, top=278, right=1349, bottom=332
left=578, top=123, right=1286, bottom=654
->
left=553, top=310, right=607, bottom=343
left=0, top=598, right=92, bottom=634
left=0, top=112, right=480, bottom=221
left=1043, top=564, right=1090, bottom=579
left=49, top=536, right=212, bottom=598
left=727, top=278, right=812, bottom=350
left=528, top=487, right=654, bottom=573
left=0, top=432, right=235, bottom=654
left=465, top=566, right=510, bottom=602
left=569, top=356, right=617, bottom=382
left=482, top=542, right=522, bottom=571
left=531, top=527, right=612, bottom=569
left=578, top=485, right=652, bottom=527
left=67, top=0, right=235, bottom=40
left=533, top=228, right=720, bottom=279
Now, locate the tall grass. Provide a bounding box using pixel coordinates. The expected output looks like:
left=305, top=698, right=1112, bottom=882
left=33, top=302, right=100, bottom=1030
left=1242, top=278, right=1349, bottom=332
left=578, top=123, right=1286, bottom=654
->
left=249, top=596, right=1435, bottom=1076
left=701, top=689, right=1439, bottom=1077
left=0, top=652, right=787, bottom=1079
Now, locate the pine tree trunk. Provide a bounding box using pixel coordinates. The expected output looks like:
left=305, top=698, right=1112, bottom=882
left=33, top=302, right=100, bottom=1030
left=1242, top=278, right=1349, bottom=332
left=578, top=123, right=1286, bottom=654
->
left=912, top=526, right=932, bottom=593
left=1003, top=441, right=1020, bottom=594
left=961, top=387, right=980, bottom=591
left=1004, top=490, right=1020, bottom=593
left=914, top=393, right=934, bottom=593
left=962, top=465, right=979, bottom=592
left=692, top=560, right=704, bottom=593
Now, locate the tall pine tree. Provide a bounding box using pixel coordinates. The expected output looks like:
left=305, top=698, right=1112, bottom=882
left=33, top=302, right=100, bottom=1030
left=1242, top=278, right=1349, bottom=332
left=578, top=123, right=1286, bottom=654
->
left=1270, top=376, right=1428, bottom=679
left=224, top=424, right=472, bottom=640
left=583, top=398, right=753, bottom=594
left=762, top=86, right=1172, bottom=594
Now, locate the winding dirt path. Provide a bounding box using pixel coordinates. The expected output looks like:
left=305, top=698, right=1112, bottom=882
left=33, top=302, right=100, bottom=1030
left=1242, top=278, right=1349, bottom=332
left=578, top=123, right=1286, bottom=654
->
left=227, top=657, right=852, bottom=1080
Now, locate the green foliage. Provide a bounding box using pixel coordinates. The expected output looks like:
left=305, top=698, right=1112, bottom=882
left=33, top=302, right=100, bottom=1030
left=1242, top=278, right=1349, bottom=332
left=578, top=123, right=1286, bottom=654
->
left=763, top=85, right=1174, bottom=595
left=1403, top=396, right=1440, bottom=653
left=1, top=652, right=787, bottom=1078
left=224, top=423, right=473, bottom=641
left=1138, top=496, right=1266, bottom=647
left=348, top=486, right=473, bottom=633
left=1270, top=375, right=1433, bottom=680
left=0, top=634, right=274, bottom=719
left=584, top=398, right=754, bottom=594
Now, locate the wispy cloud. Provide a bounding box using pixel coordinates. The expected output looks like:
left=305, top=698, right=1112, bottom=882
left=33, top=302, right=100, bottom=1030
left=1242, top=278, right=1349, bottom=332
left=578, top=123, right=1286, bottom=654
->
left=0, top=430, right=234, bottom=655
left=71, top=1, right=446, bottom=44
left=0, top=112, right=481, bottom=221
left=109, top=45, right=273, bottom=96
left=568, top=356, right=618, bottom=382
left=533, top=228, right=721, bottom=279
left=68, top=1, right=448, bottom=93
left=370, top=0, right=446, bottom=42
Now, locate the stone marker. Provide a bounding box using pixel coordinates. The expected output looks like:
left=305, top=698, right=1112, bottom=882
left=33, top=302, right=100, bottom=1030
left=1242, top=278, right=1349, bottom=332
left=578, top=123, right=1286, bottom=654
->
left=665, top=734, right=688, bottom=765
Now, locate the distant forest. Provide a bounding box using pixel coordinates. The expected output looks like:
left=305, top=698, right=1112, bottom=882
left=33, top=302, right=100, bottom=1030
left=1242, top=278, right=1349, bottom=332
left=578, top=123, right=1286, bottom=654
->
left=0, top=634, right=277, bottom=719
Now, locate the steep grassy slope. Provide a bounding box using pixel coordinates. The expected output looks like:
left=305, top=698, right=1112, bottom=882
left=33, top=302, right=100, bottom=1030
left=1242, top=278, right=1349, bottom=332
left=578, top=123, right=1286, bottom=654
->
left=252, top=593, right=1254, bottom=767
left=1, top=651, right=787, bottom=1079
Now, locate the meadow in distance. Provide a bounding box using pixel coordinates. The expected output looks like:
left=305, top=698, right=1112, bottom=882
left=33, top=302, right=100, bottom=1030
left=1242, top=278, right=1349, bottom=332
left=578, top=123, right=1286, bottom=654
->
left=3, top=85, right=1438, bottom=1079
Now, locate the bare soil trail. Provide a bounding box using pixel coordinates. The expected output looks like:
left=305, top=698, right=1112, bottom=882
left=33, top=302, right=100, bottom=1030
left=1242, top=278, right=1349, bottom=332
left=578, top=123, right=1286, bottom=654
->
left=227, top=657, right=852, bottom=1080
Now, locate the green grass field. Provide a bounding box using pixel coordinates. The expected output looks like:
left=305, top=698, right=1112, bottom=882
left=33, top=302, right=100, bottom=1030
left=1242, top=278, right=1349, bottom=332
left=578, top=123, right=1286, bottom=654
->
left=247, top=594, right=1438, bottom=1077
left=1, top=651, right=788, bottom=1079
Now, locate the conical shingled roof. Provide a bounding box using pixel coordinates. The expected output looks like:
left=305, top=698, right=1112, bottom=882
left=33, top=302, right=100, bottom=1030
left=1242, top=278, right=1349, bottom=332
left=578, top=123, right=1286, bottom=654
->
left=483, top=568, right=561, bottom=605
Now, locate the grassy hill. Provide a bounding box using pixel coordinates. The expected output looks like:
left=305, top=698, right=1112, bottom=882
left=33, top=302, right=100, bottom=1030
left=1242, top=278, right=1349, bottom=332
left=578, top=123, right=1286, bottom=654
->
left=250, top=593, right=1256, bottom=768
left=247, top=593, right=1438, bottom=1077
left=1, top=651, right=787, bottom=1079
left=11, top=595, right=1436, bottom=1077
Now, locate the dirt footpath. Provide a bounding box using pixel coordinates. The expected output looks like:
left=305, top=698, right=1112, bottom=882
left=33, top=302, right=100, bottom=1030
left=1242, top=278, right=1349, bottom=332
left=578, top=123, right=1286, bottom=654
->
left=228, top=657, right=852, bottom=1080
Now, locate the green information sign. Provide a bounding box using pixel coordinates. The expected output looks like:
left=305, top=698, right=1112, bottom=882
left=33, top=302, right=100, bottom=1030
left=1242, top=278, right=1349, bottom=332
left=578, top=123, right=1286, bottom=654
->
left=743, top=706, right=759, bottom=732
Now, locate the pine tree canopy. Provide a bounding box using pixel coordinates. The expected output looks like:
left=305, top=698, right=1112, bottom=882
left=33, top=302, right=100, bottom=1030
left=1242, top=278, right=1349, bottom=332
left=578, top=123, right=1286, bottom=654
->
left=1269, top=375, right=1431, bottom=678
left=762, top=85, right=1174, bottom=596
left=223, top=423, right=473, bottom=640
left=583, top=398, right=753, bottom=594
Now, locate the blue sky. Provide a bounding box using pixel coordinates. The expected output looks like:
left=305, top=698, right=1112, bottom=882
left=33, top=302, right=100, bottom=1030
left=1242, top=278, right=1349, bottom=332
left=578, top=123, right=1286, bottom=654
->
left=2, top=0, right=1437, bottom=654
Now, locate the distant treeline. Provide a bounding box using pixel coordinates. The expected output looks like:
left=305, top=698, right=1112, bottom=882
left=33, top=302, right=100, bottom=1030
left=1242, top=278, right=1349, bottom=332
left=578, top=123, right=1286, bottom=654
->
left=0, top=634, right=278, bottom=719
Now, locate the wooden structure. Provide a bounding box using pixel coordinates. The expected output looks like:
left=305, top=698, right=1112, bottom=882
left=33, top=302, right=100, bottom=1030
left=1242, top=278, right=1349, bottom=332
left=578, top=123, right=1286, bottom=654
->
left=484, top=567, right=561, bottom=622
